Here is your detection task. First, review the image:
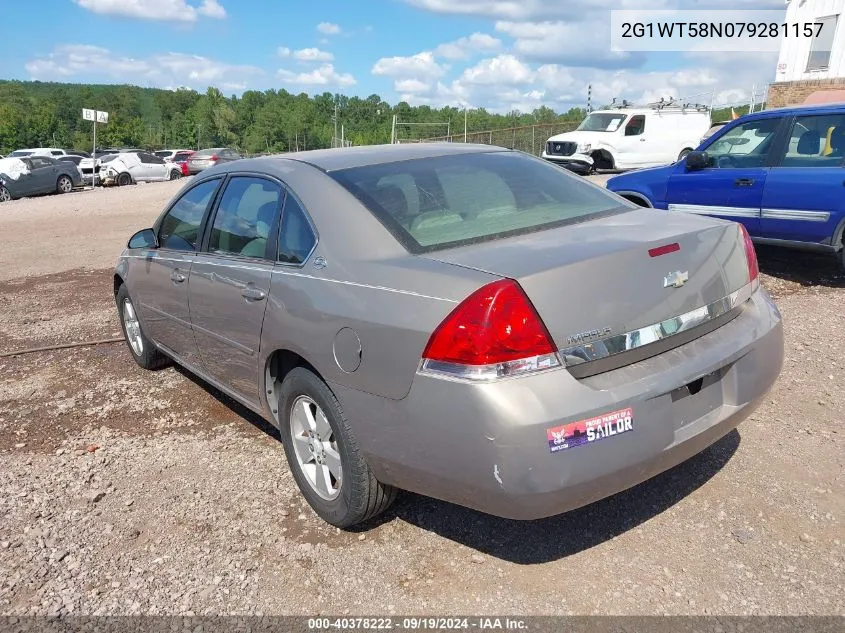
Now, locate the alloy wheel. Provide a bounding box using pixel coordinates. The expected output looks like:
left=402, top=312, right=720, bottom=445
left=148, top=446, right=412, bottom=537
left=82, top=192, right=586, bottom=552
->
left=122, top=298, right=144, bottom=356
left=289, top=395, right=342, bottom=500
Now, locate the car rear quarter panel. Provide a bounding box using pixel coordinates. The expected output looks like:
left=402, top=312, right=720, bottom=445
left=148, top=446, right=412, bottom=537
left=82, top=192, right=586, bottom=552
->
left=257, top=159, right=497, bottom=403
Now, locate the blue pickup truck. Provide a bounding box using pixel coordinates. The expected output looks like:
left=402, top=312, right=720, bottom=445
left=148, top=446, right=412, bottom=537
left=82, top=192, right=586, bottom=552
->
left=607, top=103, right=845, bottom=272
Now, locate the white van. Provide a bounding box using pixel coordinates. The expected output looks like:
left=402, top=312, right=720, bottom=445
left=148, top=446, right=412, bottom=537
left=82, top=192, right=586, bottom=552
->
left=542, top=105, right=712, bottom=172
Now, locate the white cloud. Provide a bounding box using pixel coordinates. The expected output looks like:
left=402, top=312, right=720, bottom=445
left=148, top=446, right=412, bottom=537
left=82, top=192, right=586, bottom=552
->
left=25, top=45, right=262, bottom=90
left=197, top=0, right=225, bottom=18
left=278, top=47, right=291, bottom=57
left=391, top=47, right=775, bottom=115
left=434, top=33, right=501, bottom=60
left=73, top=0, right=226, bottom=22
left=460, top=54, right=534, bottom=85
left=495, top=19, right=643, bottom=69
left=293, top=47, right=334, bottom=62
left=372, top=51, right=447, bottom=81
left=277, top=64, right=356, bottom=87
left=395, top=78, right=431, bottom=93
left=316, top=21, right=341, bottom=35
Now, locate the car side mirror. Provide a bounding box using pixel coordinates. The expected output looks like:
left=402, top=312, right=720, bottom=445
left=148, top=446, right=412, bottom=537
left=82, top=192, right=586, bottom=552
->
left=128, top=228, right=158, bottom=249
left=685, top=151, right=709, bottom=171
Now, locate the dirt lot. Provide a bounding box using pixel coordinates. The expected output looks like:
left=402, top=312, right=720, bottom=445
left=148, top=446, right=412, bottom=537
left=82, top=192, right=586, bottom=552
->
left=0, top=180, right=843, bottom=617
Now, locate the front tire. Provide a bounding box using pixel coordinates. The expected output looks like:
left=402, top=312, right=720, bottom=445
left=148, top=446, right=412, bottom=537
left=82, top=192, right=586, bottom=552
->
left=278, top=367, right=397, bottom=528
left=117, top=172, right=132, bottom=186
left=678, top=148, right=693, bottom=161
left=115, top=284, right=170, bottom=370
left=168, top=169, right=182, bottom=181
left=0, top=186, right=10, bottom=202
left=56, top=175, right=73, bottom=194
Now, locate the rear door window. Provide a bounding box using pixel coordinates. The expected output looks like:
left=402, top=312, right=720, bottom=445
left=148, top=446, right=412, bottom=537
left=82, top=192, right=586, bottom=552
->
left=779, top=114, right=845, bottom=167
left=158, top=178, right=222, bottom=251
left=277, top=194, right=316, bottom=265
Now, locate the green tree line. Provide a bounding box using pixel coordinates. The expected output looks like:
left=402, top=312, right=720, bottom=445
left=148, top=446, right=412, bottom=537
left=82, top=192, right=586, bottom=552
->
left=0, top=80, right=589, bottom=155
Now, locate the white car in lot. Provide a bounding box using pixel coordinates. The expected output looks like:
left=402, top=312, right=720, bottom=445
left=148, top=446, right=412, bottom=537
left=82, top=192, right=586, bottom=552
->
left=543, top=105, right=712, bottom=172
left=98, top=152, right=183, bottom=186
left=8, top=147, right=69, bottom=158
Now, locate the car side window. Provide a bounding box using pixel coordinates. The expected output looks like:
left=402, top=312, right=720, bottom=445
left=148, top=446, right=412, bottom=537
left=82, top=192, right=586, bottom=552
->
left=51, top=151, right=63, bottom=156
left=278, top=193, right=317, bottom=265
left=704, top=118, right=783, bottom=169
left=779, top=114, right=845, bottom=168
left=625, top=115, right=646, bottom=136
left=209, top=176, right=283, bottom=259
left=139, top=153, right=154, bottom=164
left=158, top=178, right=221, bottom=251
left=30, top=157, right=51, bottom=170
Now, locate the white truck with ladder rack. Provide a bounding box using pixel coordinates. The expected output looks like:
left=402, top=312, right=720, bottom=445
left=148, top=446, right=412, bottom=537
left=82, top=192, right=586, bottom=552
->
left=543, top=98, right=713, bottom=174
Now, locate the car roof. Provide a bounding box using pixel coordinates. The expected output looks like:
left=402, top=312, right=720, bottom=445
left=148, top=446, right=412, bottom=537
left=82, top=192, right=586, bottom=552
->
left=741, top=102, right=845, bottom=120
left=264, top=142, right=508, bottom=172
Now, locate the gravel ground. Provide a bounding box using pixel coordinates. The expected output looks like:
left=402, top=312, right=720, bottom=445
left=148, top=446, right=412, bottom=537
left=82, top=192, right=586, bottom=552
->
left=0, top=179, right=843, bottom=617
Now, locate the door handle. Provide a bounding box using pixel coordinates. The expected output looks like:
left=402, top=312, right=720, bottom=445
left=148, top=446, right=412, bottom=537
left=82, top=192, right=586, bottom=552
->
left=640, top=138, right=646, bottom=142
left=735, top=178, right=755, bottom=187
left=241, top=287, right=266, bottom=301
left=170, top=270, right=186, bottom=284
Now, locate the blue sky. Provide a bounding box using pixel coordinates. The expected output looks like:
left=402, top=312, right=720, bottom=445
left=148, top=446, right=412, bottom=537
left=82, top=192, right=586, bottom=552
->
left=3, top=0, right=782, bottom=112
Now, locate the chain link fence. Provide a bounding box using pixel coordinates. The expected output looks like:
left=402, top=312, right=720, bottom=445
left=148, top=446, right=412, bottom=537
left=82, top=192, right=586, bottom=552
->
left=405, top=122, right=580, bottom=157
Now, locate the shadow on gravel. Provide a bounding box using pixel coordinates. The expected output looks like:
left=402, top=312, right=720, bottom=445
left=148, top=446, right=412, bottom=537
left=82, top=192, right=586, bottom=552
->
left=756, top=244, right=845, bottom=289
left=171, top=365, right=280, bottom=439
left=375, top=430, right=741, bottom=565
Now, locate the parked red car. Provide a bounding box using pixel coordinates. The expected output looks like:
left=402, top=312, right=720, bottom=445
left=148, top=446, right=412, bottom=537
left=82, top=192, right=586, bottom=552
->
left=171, top=150, right=195, bottom=177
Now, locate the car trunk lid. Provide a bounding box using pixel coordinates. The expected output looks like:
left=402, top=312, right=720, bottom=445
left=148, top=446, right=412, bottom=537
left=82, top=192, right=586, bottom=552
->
left=423, top=208, right=752, bottom=377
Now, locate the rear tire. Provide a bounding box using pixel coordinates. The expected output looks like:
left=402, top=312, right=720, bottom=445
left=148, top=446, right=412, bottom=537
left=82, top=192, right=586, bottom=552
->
left=56, top=175, right=73, bottom=194
left=839, top=246, right=845, bottom=274
left=117, top=172, right=132, bottom=186
left=0, top=186, right=10, bottom=202
left=115, top=284, right=170, bottom=370
left=278, top=367, right=397, bottom=528
left=678, top=148, right=693, bottom=161
left=169, top=169, right=182, bottom=181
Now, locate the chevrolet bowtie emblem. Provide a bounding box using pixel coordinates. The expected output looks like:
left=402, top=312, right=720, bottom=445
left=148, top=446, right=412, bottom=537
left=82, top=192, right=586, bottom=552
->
left=664, top=270, right=689, bottom=288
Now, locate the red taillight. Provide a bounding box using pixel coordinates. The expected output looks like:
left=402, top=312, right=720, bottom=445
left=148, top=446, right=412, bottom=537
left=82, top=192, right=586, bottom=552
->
left=210, top=154, right=218, bottom=161
left=422, top=279, right=556, bottom=367
left=738, top=224, right=759, bottom=283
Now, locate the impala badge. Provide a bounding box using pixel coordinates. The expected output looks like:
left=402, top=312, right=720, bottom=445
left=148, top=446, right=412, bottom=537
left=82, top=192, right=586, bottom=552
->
left=664, top=270, right=689, bottom=288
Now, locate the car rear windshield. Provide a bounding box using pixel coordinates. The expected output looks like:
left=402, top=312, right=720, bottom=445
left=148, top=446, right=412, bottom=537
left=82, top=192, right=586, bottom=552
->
left=154, top=151, right=171, bottom=158
left=330, top=151, right=630, bottom=254
left=173, top=152, right=193, bottom=161
left=9, top=150, right=34, bottom=157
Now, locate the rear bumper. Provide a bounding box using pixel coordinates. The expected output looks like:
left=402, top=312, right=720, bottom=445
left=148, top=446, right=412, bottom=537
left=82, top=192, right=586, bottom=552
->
left=187, top=163, right=213, bottom=174
left=330, top=287, right=783, bottom=520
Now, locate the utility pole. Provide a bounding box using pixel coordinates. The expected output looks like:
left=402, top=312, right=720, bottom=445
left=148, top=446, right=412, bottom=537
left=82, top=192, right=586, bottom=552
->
left=464, top=107, right=468, bottom=143
left=332, top=100, right=339, bottom=148
left=391, top=114, right=397, bottom=144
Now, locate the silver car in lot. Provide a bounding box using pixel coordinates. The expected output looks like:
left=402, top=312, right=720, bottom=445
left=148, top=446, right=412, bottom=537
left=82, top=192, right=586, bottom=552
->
left=114, top=144, right=784, bottom=527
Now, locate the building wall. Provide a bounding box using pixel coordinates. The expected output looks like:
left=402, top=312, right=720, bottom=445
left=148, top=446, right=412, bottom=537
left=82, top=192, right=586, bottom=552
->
left=775, top=0, right=845, bottom=82
left=767, top=76, right=845, bottom=107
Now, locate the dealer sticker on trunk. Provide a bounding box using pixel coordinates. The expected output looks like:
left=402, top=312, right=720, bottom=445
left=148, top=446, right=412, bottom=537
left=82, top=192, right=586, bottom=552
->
left=546, top=407, right=634, bottom=453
